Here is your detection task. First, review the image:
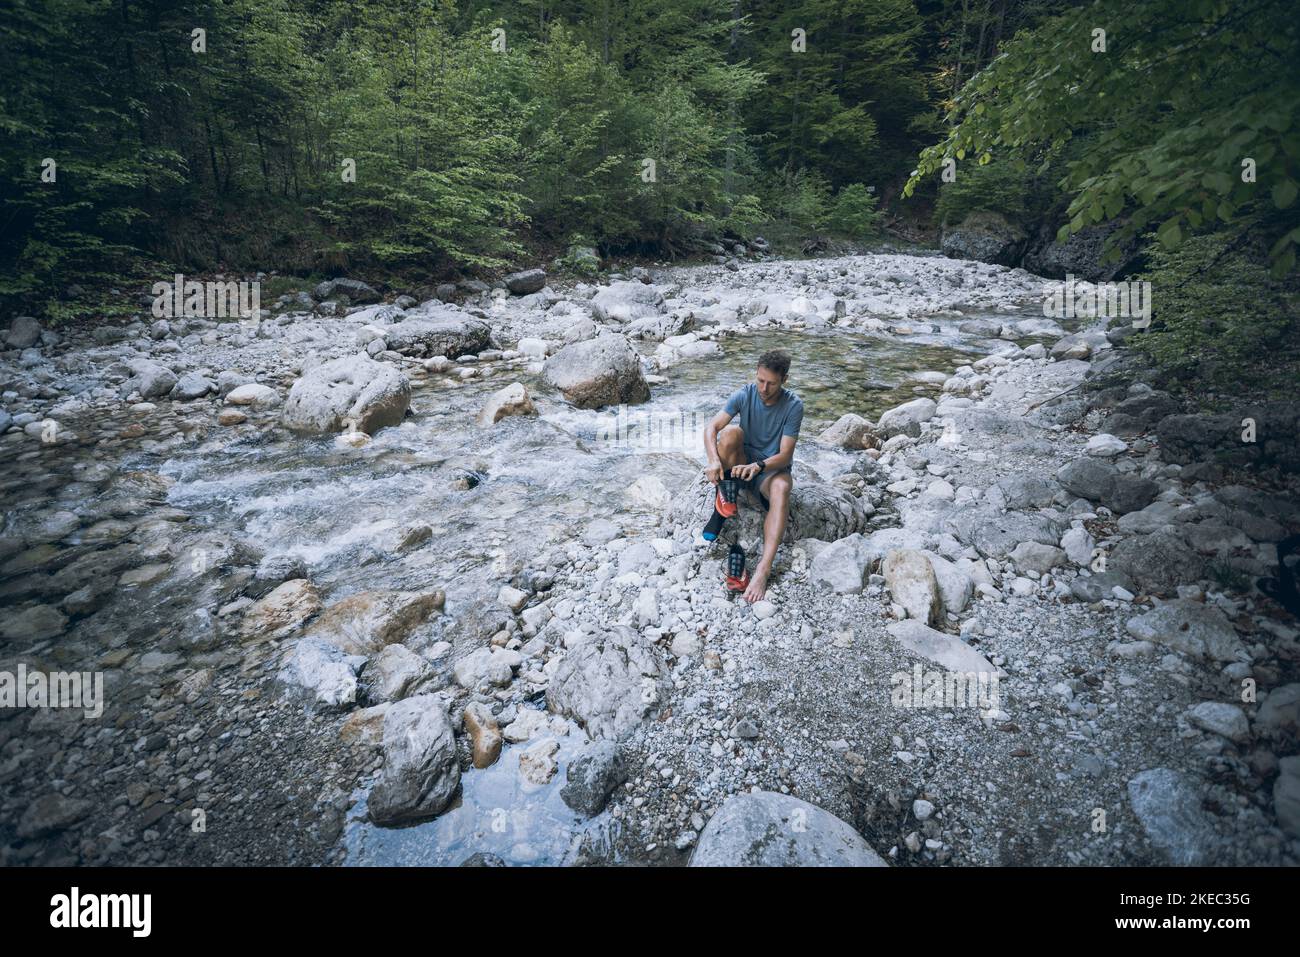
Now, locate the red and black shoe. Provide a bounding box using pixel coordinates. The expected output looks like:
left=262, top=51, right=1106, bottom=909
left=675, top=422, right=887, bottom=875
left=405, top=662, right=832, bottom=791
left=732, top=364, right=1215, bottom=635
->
left=715, top=478, right=740, bottom=518
left=724, top=543, right=750, bottom=593
left=703, top=477, right=741, bottom=541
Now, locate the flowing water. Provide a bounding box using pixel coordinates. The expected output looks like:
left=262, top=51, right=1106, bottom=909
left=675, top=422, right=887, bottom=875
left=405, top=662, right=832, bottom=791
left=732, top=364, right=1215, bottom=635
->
left=328, top=317, right=1028, bottom=866
left=1, top=292, right=1046, bottom=866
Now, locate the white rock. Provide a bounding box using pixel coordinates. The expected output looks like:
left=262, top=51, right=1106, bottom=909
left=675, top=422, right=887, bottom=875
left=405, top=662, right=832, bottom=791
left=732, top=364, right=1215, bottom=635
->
left=1086, top=433, right=1128, bottom=457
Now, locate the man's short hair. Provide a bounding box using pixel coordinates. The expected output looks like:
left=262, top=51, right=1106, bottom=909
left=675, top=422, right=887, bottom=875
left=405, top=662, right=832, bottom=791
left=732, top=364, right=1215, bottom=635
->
left=757, top=349, right=791, bottom=379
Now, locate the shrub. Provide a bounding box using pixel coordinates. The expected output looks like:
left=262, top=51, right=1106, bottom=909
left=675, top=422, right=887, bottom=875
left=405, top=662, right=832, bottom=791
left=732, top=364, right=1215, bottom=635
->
left=828, top=183, right=882, bottom=237
left=1131, top=229, right=1300, bottom=397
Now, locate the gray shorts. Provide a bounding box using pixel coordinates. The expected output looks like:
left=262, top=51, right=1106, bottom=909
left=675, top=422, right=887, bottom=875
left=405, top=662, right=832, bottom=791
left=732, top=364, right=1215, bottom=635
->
left=715, top=434, right=789, bottom=511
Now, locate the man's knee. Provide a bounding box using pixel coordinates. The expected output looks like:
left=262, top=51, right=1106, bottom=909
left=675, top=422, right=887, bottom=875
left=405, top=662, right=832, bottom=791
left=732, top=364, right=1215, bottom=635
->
left=766, top=472, right=792, bottom=507
left=718, top=424, right=744, bottom=454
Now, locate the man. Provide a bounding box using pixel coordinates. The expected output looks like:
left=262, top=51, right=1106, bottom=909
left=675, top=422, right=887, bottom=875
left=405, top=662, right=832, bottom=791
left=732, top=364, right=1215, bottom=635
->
left=701, top=349, right=803, bottom=603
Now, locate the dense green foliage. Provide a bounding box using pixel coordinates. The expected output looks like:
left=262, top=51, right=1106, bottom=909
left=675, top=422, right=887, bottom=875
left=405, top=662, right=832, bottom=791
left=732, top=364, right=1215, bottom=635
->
left=933, top=156, right=1039, bottom=227
left=2, top=0, right=1072, bottom=314
left=4, top=0, right=1296, bottom=413
left=1131, top=230, right=1300, bottom=396
left=906, top=0, right=1300, bottom=278
left=905, top=0, right=1299, bottom=391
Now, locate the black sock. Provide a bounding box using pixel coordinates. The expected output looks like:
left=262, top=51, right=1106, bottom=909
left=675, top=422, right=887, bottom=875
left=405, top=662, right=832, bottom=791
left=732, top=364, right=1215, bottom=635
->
left=703, top=508, right=727, bottom=541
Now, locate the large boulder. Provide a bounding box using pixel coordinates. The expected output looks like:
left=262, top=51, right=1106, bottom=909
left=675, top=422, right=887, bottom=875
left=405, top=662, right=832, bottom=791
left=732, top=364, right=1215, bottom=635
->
left=810, top=535, right=873, bottom=594
left=361, top=644, right=435, bottom=704
left=887, top=620, right=997, bottom=676
left=1124, top=600, right=1246, bottom=662
left=1108, top=531, right=1206, bottom=596
left=476, top=382, right=536, bottom=427
left=453, top=645, right=522, bottom=690
left=1023, top=219, right=1139, bottom=282
left=1105, top=392, right=1181, bottom=436
left=299, top=589, right=445, bottom=657
left=992, top=474, right=1057, bottom=510
left=119, top=358, right=178, bottom=400
left=224, top=383, right=281, bottom=411
left=240, top=579, right=323, bottom=642
left=5, top=316, right=42, bottom=350
left=314, top=277, right=381, bottom=304
left=504, top=268, right=547, bottom=295
left=959, top=508, right=1065, bottom=559
left=1127, top=768, right=1215, bottom=866
left=542, top=333, right=650, bottom=409
left=377, top=313, right=492, bottom=359
left=170, top=372, right=216, bottom=400
left=1055, top=458, right=1114, bottom=501
left=1055, top=458, right=1157, bottom=515
left=882, top=549, right=941, bottom=626
left=676, top=474, right=874, bottom=547
left=590, top=281, right=664, bottom=324
left=368, top=695, right=460, bottom=825
left=626, top=309, right=694, bottom=341
left=1155, top=413, right=1238, bottom=466
left=921, top=550, right=973, bottom=615
left=1156, top=403, right=1300, bottom=473
left=1256, top=683, right=1300, bottom=741
left=281, top=354, right=410, bottom=434
left=818, top=413, right=879, bottom=450
left=690, top=792, right=888, bottom=867
left=876, top=398, right=937, bottom=439
left=653, top=332, right=722, bottom=368
left=940, top=210, right=1028, bottom=267
left=546, top=625, right=667, bottom=739
left=561, top=739, right=627, bottom=816
left=277, top=636, right=366, bottom=710
left=1008, top=541, right=1065, bottom=576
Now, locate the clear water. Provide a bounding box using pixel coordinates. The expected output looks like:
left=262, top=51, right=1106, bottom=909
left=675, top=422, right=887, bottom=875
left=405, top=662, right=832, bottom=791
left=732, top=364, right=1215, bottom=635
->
left=2, top=297, right=1044, bottom=866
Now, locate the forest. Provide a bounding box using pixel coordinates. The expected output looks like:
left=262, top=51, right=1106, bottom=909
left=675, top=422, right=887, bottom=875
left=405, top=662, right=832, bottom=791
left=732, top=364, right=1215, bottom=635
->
left=2, top=0, right=1299, bottom=389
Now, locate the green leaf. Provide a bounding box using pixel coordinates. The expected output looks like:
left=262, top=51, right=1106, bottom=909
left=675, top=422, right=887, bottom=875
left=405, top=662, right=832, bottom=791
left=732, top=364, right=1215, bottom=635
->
left=1201, top=171, right=1233, bottom=194
left=1272, top=179, right=1298, bottom=209
left=1156, top=218, right=1182, bottom=249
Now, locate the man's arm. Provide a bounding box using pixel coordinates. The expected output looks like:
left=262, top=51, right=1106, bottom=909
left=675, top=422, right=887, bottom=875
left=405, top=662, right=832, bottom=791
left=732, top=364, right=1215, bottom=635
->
left=732, top=434, right=796, bottom=480
left=703, top=408, right=733, bottom=484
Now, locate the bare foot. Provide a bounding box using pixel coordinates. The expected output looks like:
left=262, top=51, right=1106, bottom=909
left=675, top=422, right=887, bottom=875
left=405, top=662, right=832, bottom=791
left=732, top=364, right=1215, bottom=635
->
left=743, top=565, right=770, bottom=603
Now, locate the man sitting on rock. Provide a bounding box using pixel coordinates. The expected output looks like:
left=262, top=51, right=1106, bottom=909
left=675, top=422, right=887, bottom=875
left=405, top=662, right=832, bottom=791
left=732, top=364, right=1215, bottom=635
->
left=701, top=349, right=804, bottom=603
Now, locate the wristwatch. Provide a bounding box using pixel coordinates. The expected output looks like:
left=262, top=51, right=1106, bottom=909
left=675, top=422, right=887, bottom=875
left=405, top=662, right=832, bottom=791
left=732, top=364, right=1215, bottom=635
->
left=753, top=459, right=766, bottom=475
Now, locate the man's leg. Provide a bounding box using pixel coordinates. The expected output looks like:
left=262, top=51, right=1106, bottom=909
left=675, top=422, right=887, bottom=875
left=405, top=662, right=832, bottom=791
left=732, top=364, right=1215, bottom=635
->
left=715, top=424, right=745, bottom=475
left=744, top=470, right=791, bottom=603
left=703, top=424, right=747, bottom=540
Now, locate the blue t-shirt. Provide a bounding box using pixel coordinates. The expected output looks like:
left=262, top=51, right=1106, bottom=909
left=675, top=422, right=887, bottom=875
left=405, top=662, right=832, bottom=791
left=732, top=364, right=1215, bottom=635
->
left=724, top=383, right=804, bottom=464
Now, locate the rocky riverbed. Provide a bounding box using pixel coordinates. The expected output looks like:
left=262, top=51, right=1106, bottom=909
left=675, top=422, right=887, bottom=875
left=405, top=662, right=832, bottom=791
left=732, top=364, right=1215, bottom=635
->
left=1, top=250, right=1297, bottom=866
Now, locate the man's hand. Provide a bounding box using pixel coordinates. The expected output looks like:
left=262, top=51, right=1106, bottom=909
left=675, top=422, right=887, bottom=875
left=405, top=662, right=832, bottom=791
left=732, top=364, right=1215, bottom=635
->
left=705, top=463, right=723, bottom=485
left=731, top=462, right=761, bottom=482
